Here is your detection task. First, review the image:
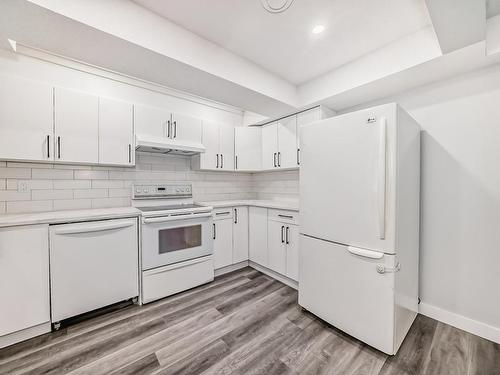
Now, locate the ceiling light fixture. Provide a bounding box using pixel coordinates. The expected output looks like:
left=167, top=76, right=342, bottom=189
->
left=312, top=25, right=325, bottom=34
left=260, top=0, right=295, bottom=14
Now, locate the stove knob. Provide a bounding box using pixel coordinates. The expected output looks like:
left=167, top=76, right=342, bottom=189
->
left=176, top=188, right=180, bottom=192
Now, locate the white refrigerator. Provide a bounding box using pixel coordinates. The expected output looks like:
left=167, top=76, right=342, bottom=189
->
left=298, top=103, right=420, bottom=355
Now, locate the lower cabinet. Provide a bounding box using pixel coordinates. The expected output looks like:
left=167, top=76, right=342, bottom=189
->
left=249, top=207, right=268, bottom=266
left=0, top=225, right=50, bottom=348
left=213, top=209, right=234, bottom=269
left=266, top=216, right=300, bottom=281
left=232, top=206, right=249, bottom=263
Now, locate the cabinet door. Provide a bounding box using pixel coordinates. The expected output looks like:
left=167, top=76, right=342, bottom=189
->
left=235, top=127, right=262, bottom=171
left=54, top=87, right=99, bottom=164
left=262, top=122, right=278, bottom=170
left=232, top=206, right=249, bottom=263
left=0, top=225, right=50, bottom=337
left=297, top=108, right=321, bottom=155
left=286, top=225, right=299, bottom=281
left=277, top=115, right=298, bottom=168
left=213, top=218, right=233, bottom=269
left=134, top=104, right=170, bottom=139
left=172, top=113, right=202, bottom=143
left=0, top=76, right=54, bottom=162
left=219, top=122, right=235, bottom=171
left=249, top=207, right=268, bottom=266
left=200, top=121, right=220, bottom=170
left=99, top=97, right=134, bottom=166
left=268, top=220, right=287, bottom=275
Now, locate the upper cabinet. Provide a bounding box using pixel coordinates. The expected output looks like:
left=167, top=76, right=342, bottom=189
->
left=261, top=116, right=297, bottom=170
left=192, top=121, right=234, bottom=171
left=54, top=87, right=99, bottom=164
left=98, top=97, right=135, bottom=166
left=171, top=113, right=202, bottom=144
left=0, top=75, right=54, bottom=162
left=234, top=126, right=262, bottom=171
left=134, top=105, right=202, bottom=144
left=261, top=106, right=334, bottom=170
left=134, top=104, right=170, bottom=139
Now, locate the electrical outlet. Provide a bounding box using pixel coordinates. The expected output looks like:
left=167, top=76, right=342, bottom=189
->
left=18, top=180, right=29, bottom=193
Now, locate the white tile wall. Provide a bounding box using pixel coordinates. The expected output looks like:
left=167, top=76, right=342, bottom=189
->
left=252, top=170, right=300, bottom=201
left=0, top=152, right=257, bottom=214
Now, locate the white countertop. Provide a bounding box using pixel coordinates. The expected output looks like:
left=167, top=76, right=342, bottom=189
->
left=200, top=199, right=299, bottom=211
left=0, top=207, right=141, bottom=228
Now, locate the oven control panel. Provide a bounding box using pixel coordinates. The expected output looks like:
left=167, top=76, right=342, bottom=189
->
left=133, top=184, right=192, bottom=199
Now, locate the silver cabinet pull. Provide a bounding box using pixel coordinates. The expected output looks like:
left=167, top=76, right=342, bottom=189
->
left=167, top=120, right=171, bottom=138
left=278, top=214, right=293, bottom=219
left=234, top=208, right=238, bottom=224
left=273, top=153, right=277, bottom=167
left=216, top=154, right=219, bottom=168
left=213, top=223, right=216, bottom=239
left=173, top=120, right=177, bottom=138
left=221, top=154, right=224, bottom=168
left=128, top=144, right=132, bottom=163
left=281, top=225, right=285, bottom=243
left=216, top=211, right=230, bottom=216
left=46, top=135, right=50, bottom=159
left=286, top=226, right=290, bottom=244
left=278, top=152, right=281, bottom=167
left=57, top=136, right=61, bottom=159
left=297, top=148, right=300, bottom=165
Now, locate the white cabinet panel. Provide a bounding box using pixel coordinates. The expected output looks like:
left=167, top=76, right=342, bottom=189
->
left=213, top=218, right=233, bottom=269
left=249, top=207, right=268, bottom=266
left=286, top=224, right=299, bottom=281
left=277, top=116, right=298, bottom=168
left=235, top=127, right=262, bottom=171
left=195, top=121, right=234, bottom=171
left=49, top=219, right=139, bottom=322
left=267, top=220, right=287, bottom=274
left=199, top=121, right=220, bottom=169
left=0, top=225, right=50, bottom=338
left=219, top=122, right=235, bottom=171
left=54, top=87, right=99, bottom=164
left=0, top=76, right=54, bottom=162
left=262, top=123, right=278, bottom=170
left=172, top=113, right=202, bottom=143
left=98, top=97, right=134, bottom=166
left=232, top=206, right=249, bottom=263
left=134, top=104, right=169, bottom=139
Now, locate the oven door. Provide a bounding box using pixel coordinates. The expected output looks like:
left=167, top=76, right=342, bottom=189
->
left=141, top=212, right=213, bottom=271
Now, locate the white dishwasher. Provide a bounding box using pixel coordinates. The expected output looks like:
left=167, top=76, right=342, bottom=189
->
left=49, top=218, right=139, bottom=325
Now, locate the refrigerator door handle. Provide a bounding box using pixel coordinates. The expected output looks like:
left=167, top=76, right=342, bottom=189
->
left=377, top=117, right=387, bottom=240
left=347, top=246, right=384, bottom=259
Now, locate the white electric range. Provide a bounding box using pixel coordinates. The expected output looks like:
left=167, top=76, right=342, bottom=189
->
left=132, top=183, right=214, bottom=304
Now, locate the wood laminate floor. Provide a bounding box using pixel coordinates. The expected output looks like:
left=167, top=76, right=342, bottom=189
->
left=1, top=267, right=499, bottom=375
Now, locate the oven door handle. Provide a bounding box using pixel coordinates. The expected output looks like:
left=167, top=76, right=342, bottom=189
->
left=142, top=212, right=212, bottom=224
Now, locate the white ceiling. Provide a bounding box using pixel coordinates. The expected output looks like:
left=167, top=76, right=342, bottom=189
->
left=133, top=0, right=433, bottom=84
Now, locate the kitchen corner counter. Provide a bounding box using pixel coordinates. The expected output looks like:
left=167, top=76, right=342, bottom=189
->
left=200, top=200, right=299, bottom=211
left=0, top=207, right=141, bottom=228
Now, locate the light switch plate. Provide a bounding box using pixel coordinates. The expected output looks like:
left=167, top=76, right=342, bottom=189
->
left=18, top=180, right=29, bottom=193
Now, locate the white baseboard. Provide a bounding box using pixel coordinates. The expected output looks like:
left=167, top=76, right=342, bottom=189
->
left=0, top=322, right=51, bottom=348
left=249, top=261, right=298, bottom=290
left=419, top=302, right=500, bottom=344
left=214, top=261, right=249, bottom=277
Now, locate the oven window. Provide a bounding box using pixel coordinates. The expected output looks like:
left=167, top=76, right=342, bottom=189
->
left=158, top=225, right=202, bottom=254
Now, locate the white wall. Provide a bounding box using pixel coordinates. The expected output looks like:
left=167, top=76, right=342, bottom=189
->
left=341, top=63, right=500, bottom=342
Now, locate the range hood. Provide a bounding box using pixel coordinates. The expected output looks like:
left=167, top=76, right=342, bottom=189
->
left=135, top=135, right=205, bottom=155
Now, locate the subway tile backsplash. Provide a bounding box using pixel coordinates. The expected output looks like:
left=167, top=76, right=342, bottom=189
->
left=0, top=153, right=300, bottom=214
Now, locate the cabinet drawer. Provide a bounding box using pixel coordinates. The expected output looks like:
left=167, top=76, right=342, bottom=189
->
left=213, top=207, right=234, bottom=220
left=268, top=209, right=299, bottom=225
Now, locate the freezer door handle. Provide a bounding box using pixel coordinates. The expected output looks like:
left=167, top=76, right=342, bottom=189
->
left=377, top=116, right=387, bottom=239
left=347, top=246, right=384, bottom=259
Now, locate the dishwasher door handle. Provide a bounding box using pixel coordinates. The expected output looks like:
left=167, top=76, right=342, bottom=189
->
left=53, top=221, right=135, bottom=235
